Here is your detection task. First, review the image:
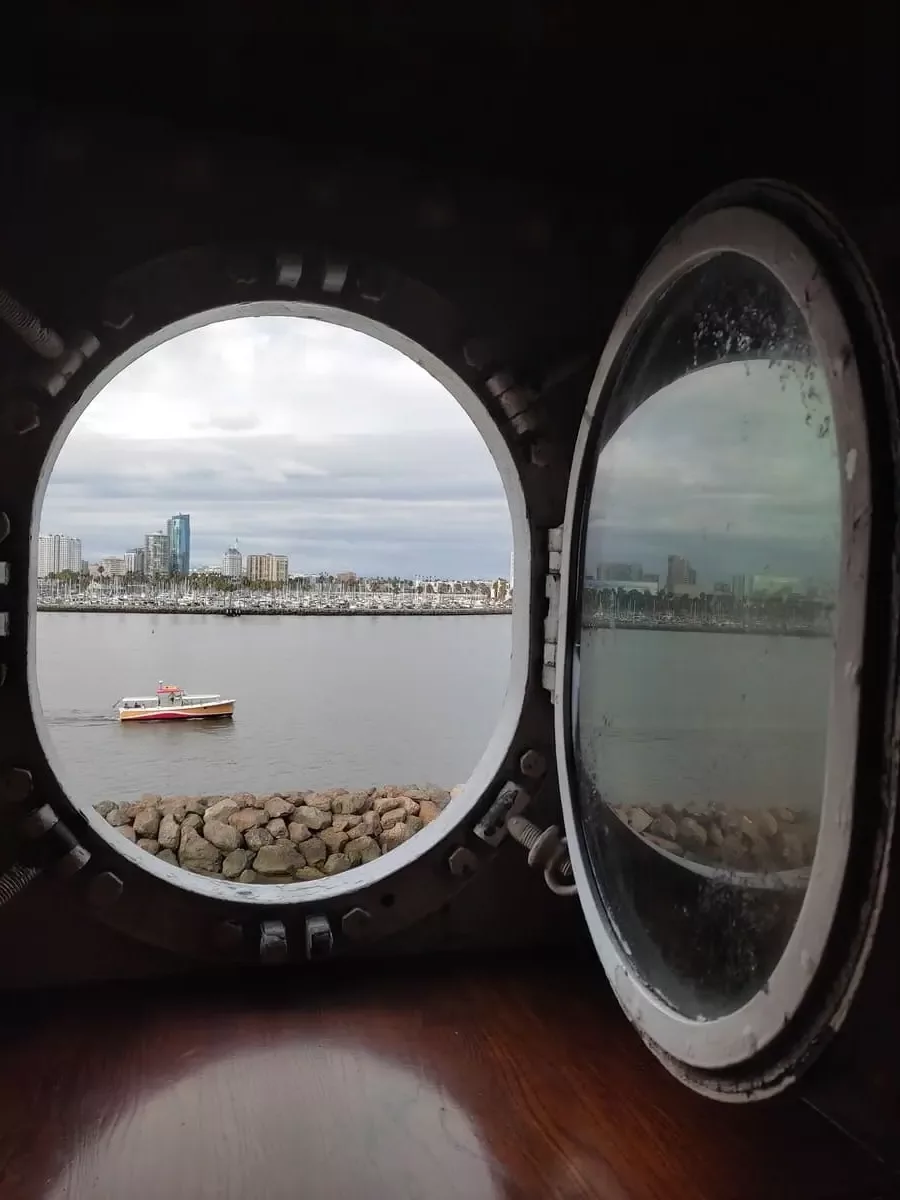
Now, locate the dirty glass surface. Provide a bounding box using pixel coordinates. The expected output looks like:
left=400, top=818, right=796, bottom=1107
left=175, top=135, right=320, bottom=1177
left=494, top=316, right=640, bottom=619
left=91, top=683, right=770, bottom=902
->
left=573, top=254, right=841, bottom=1020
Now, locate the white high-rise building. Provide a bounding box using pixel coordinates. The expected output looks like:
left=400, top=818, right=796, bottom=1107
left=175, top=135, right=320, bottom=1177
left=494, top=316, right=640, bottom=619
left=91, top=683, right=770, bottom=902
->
left=37, top=534, right=82, bottom=578
left=144, top=532, right=171, bottom=578
left=223, top=546, right=243, bottom=578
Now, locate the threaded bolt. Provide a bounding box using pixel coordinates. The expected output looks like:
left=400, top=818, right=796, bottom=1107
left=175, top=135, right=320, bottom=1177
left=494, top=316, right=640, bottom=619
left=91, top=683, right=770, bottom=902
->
left=506, top=815, right=561, bottom=870
left=0, top=863, right=40, bottom=906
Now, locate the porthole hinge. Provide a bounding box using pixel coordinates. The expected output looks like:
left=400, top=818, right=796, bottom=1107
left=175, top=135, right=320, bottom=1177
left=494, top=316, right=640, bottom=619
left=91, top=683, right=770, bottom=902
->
left=542, top=525, right=563, bottom=694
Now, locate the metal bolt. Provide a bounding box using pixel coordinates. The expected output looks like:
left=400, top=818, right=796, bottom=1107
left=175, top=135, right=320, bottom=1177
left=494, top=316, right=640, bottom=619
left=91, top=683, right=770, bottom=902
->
left=519, top=749, right=547, bottom=780
left=213, top=919, right=244, bottom=953
left=322, top=261, right=349, bottom=294
left=506, top=815, right=561, bottom=870
left=87, top=870, right=124, bottom=910
left=529, top=439, right=554, bottom=468
left=447, top=846, right=478, bottom=878
left=0, top=398, right=40, bottom=435
left=53, top=844, right=91, bottom=878
left=305, top=914, right=333, bottom=960
left=0, top=767, right=32, bottom=806
left=20, top=804, right=58, bottom=839
left=260, top=918, right=289, bottom=964
left=341, top=906, right=372, bottom=940
left=276, top=253, right=304, bottom=289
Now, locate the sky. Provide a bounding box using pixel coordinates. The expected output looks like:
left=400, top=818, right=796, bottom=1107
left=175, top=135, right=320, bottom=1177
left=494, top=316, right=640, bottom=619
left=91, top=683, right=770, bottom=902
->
left=585, top=359, right=843, bottom=588
left=41, top=316, right=513, bottom=579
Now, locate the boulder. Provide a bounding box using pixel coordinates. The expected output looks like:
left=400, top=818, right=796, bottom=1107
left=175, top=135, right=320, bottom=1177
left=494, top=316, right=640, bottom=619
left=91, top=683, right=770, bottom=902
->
left=300, top=837, right=327, bottom=867
left=119, top=826, right=137, bottom=843
left=205, top=798, right=240, bottom=824
left=678, top=817, right=708, bottom=848
left=374, top=796, right=402, bottom=816
left=288, top=822, right=311, bottom=844
left=359, top=811, right=382, bottom=839
left=204, top=819, right=242, bottom=853
left=140, top=793, right=162, bottom=806
left=253, top=843, right=303, bottom=876
left=222, top=849, right=252, bottom=880
left=293, top=805, right=332, bottom=832
left=380, top=824, right=411, bottom=853
left=332, top=814, right=362, bottom=833
left=424, top=786, right=451, bottom=807
left=230, top=808, right=266, bottom=833
left=400, top=798, right=420, bottom=817
left=645, top=833, right=684, bottom=857
left=137, top=838, right=160, bottom=854
left=178, top=828, right=222, bottom=873
left=331, top=790, right=372, bottom=815
left=158, top=797, right=188, bottom=820
left=628, top=807, right=653, bottom=835
left=94, top=801, right=117, bottom=818
left=345, top=835, right=381, bottom=865
left=265, top=796, right=295, bottom=820
left=323, top=853, right=352, bottom=876
left=133, top=808, right=161, bottom=839
left=185, top=797, right=208, bottom=816
left=301, top=793, right=334, bottom=812
left=649, top=814, right=677, bottom=841
left=321, top=828, right=349, bottom=854
left=231, top=792, right=259, bottom=808
left=182, top=813, right=203, bottom=832
left=105, top=806, right=132, bottom=828
left=157, top=848, right=178, bottom=867
left=244, top=826, right=275, bottom=851
left=158, top=815, right=181, bottom=851
left=756, top=809, right=780, bottom=838
left=239, top=869, right=259, bottom=884
left=380, top=806, right=407, bottom=830
left=295, top=866, right=324, bottom=881
left=418, top=800, right=441, bottom=826
left=267, top=818, right=289, bottom=839
left=405, top=816, right=424, bottom=836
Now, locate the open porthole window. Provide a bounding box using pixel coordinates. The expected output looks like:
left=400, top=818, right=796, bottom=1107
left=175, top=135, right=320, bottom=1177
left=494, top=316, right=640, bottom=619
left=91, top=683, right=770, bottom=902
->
left=6, top=257, right=540, bottom=961
left=555, top=187, right=897, bottom=1099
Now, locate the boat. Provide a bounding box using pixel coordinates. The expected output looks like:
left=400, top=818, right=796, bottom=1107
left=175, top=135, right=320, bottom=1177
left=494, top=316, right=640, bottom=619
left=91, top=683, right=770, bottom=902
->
left=115, top=682, right=236, bottom=722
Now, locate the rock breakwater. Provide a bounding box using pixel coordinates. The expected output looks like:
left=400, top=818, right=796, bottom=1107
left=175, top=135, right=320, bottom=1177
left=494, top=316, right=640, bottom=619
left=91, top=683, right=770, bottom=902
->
left=95, top=785, right=454, bottom=883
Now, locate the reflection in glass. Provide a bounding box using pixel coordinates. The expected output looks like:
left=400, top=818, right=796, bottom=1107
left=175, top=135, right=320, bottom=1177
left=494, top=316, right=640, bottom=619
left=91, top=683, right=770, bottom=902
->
left=574, top=255, right=841, bottom=1021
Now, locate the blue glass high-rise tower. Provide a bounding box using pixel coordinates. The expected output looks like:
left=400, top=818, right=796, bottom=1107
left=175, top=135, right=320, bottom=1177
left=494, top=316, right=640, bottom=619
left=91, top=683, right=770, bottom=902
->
left=167, top=513, right=191, bottom=576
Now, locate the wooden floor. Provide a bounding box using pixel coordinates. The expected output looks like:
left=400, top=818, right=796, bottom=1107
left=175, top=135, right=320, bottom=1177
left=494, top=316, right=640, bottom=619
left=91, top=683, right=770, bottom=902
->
left=0, top=954, right=890, bottom=1200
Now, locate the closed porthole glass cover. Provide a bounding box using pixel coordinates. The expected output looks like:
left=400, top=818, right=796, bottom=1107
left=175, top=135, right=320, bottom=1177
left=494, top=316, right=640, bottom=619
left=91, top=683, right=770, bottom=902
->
left=568, top=237, right=860, bottom=1045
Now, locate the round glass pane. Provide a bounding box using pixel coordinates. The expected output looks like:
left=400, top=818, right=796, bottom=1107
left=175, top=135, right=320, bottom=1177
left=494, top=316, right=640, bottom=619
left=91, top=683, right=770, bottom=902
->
left=573, top=253, right=841, bottom=1021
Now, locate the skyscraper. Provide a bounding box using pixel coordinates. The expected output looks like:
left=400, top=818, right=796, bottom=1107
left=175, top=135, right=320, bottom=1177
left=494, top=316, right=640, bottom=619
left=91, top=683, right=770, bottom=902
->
left=223, top=546, right=243, bottom=578
left=124, top=548, right=145, bottom=576
left=144, top=532, right=170, bottom=578
left=167, top=513, right=191, bottom=576
left=37, top=534, right=82, bottom=578
left=666, top=555, right=696, bottom=591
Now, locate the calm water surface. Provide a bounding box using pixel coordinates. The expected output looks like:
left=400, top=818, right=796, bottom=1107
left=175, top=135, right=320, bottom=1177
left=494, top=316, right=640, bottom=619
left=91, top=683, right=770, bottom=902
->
left=37, top=613, right=513, bottom=806
left=36, top=615, right=833, bottom=815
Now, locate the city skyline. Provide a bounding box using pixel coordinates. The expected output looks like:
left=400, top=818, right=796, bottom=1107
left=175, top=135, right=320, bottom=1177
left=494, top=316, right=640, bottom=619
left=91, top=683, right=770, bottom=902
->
left=39, top=316, right=513, bottom=579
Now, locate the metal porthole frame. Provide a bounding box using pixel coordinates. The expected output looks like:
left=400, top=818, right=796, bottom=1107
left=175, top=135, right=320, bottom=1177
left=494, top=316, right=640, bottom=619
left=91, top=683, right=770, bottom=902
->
left=0, top=239, right=567, bottom=964
left=554, top=181, right=899, bottom=1098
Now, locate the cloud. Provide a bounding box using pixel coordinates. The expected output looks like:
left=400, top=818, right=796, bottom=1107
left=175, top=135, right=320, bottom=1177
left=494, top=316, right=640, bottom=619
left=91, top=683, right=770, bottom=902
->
left=41, top=316, right=513, bottom=579
left=584, top=360, right=843, bottom=585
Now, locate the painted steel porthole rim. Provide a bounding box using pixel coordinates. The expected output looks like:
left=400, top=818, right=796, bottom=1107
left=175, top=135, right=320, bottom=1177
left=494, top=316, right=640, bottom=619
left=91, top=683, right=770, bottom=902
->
left=555, top=195, right=874, bottom=1075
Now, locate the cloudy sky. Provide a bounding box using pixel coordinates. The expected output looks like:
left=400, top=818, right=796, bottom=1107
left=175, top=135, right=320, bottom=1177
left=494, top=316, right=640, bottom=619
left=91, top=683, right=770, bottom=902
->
left=586, top=359, right=843, bottom=587
left=41, top=316, right=513, bottom=579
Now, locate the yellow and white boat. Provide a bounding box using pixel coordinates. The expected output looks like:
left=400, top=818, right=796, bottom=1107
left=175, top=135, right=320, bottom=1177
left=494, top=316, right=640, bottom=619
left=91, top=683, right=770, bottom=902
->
left=116, top=683, right=235, bottom=722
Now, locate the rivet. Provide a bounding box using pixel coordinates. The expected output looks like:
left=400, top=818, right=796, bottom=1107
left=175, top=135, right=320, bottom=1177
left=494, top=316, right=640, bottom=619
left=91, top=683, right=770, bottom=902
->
left=341, top=907, right=372, bottom=940
left=447, top=846, right=478, bottom=878
left=88, top=870, right=124, bottom=909
left=0, top=612, right=8, bottom=636
left=0, top=562, right=9, bottom=585
left=486, top=370, right=515, bottom=399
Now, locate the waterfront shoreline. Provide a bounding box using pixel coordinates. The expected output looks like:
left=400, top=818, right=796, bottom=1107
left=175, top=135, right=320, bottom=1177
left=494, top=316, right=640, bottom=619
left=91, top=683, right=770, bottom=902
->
left=39, top=604, right=512, bottom=617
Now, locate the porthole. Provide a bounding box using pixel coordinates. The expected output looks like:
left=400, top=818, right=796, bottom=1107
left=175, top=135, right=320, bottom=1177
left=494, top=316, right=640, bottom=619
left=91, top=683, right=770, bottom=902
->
left=1, top=245, right=549, bottom=959
left=555, top=188, right=897, bottom=1095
